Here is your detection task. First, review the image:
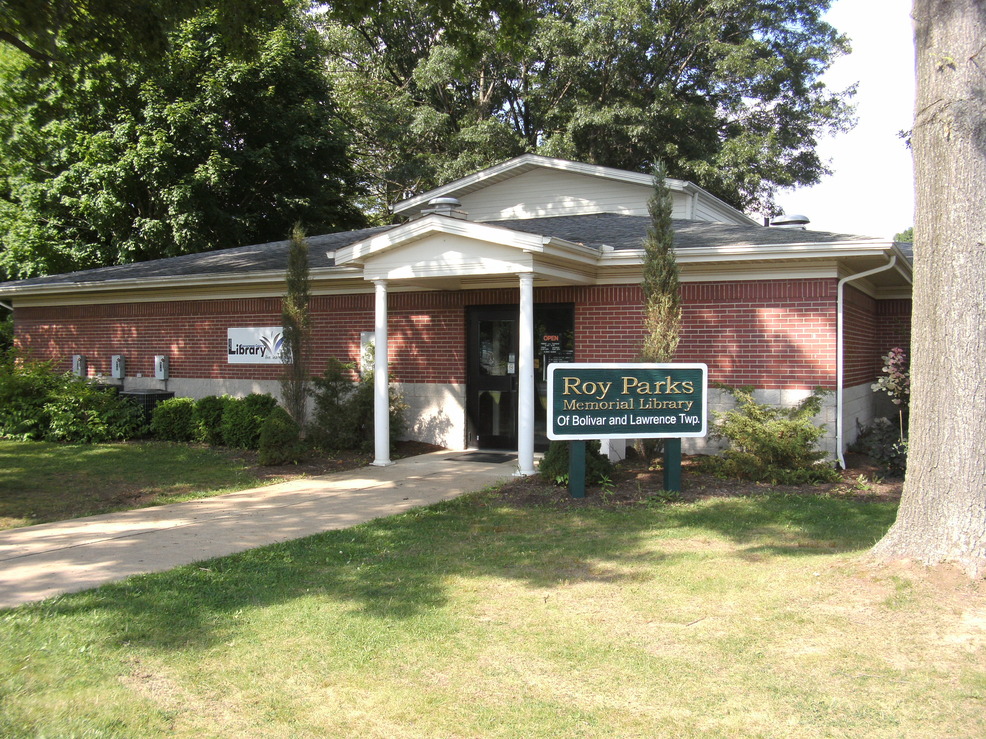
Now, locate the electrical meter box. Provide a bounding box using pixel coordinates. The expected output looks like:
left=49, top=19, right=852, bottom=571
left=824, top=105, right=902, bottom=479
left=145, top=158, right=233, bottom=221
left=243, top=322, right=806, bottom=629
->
left=72, top=355, right=87, bottom=377
left=154, top=355, right=169, bottom=380
left=111, top=355, right=126, bottom=379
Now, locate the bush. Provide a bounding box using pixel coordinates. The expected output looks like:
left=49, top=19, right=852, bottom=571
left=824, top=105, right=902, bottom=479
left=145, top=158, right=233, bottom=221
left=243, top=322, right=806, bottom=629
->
left=538, top=440, right=614, bottom=486
left=195, top=395, right=233, bottom=445
left=309, top=358, right=406, bottom=452
left=0, top=356, right=62, bottom=439
left=258, top=406, right=303, bottom=466
left=704, top=386, right=840, bottom=484
left=852, top=417, right=908, bottom=475
left=221, top=393, right=278, bottom=449
left=151, top=397, right=200, bottom=442
left=0, top=355, right=145, bottom=442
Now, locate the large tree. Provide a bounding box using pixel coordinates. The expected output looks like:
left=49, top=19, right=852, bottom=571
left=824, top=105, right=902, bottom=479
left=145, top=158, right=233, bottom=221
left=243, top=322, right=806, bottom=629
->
left=321, top=0, right=853, bottom=219
left=0, top=0, right=291, bottom=65
left=870, top=0, right=985, bottom=578
left=0, top=6, right=364, bottom=278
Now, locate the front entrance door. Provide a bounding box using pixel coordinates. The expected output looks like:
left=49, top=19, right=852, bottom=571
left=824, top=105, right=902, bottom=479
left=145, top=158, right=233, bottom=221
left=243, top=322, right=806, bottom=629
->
left=467, top=308, right=518, bottom=449
left=467, top=304, right=575, bottom=451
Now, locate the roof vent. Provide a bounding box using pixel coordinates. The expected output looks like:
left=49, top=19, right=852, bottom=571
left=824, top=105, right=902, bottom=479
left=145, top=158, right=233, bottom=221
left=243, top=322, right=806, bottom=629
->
left=769, top=214, right=810, bottom=230
left=421, top=197, right=469, bottom=220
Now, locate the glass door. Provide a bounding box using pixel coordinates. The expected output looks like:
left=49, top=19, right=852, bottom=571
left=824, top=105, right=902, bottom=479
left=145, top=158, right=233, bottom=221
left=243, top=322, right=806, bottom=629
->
left=467, top=308, right=518, bottom=449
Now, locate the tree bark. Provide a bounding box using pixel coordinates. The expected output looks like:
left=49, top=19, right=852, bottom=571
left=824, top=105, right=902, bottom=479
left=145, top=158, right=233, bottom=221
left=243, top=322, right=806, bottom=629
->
left=871, top=0, right=986, bottom=578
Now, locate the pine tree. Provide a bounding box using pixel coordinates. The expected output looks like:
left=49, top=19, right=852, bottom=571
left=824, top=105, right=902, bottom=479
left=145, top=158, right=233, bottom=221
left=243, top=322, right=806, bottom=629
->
left=640, top=161, right=681, bottom=363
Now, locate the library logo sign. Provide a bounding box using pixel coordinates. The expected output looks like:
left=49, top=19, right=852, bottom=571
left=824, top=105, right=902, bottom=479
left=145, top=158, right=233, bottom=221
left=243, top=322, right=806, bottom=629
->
left=227, top=327, right=287, bottom=364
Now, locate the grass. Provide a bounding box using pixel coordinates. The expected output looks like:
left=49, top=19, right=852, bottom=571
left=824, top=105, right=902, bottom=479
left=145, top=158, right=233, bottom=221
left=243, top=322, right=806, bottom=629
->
left=1, top=488, right=983, bottom=737
left=0, top=440, right=266, bottom=529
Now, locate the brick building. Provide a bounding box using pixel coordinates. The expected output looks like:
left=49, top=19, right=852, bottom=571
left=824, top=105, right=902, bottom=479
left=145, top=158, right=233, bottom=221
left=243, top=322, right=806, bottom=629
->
left=0, top=155, right=913, bottom=474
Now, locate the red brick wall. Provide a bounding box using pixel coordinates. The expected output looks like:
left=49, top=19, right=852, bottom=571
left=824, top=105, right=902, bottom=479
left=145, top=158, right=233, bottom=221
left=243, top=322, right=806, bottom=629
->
left=14, top=278, right=904, bottom=392
left=843, top=287, right=912, bottom=387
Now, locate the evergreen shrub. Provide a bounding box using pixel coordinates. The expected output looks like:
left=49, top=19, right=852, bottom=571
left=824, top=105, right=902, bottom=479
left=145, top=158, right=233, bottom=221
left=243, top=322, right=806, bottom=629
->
left=309, top=358, right=406, bottom=452
left=196, top=395, right=233, bottom=445
left=703, top=386, right=840, bottom=484
left=258, top=406, right=303, bottom=465
left=150, top=397, right=200, bottom=442
left=538, top=440, right=614, bottom=486
left=221, top=393, right=278, bottom=449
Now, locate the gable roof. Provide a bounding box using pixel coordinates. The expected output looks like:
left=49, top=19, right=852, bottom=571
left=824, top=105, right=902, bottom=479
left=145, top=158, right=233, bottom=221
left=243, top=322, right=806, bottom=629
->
left=0, top=215, right=906, bottom=295
left=392, top=154, right=759, bottom=226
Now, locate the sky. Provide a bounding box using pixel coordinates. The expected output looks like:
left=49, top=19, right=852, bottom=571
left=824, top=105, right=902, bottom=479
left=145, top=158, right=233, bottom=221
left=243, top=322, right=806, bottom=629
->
left=776, top=0, right=915, bottom=239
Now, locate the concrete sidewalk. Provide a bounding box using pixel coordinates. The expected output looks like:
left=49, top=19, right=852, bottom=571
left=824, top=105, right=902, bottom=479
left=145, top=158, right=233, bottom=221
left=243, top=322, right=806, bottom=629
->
left=0, top=450, right=518, bottom=609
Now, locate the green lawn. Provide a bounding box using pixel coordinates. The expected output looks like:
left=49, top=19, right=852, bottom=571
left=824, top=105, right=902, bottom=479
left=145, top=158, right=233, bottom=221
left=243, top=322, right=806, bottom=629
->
left=0, top=440, right=267, bottom=529
left=1, top=488, right=982, bottom=737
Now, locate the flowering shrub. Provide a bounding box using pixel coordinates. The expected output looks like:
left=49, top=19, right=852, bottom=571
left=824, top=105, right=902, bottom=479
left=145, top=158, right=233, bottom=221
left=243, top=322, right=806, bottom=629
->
left=871, top=347, right=910, bottom=407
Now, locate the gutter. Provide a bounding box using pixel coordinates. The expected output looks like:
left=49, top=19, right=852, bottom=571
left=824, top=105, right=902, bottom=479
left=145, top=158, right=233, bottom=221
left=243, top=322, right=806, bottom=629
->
left=835, top=256, right=898, bottom=469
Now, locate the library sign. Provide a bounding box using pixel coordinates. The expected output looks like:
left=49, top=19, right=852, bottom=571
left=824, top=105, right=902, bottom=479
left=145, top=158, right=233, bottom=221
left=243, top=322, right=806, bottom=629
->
left=547, top=363, right=708, bottom=440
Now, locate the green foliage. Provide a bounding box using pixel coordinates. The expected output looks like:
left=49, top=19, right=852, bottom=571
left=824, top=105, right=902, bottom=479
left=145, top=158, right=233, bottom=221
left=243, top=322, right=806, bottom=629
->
left=640, top=160, right=681, bottom=362
left=258, top=405, right=303, bottom=466
left=538, top=440, right=614, bottom=487
left=704, top=386, right=840, bottom=484
left=221, top=393, right=278, bottom=449
left=309, top=358, right=406, bottom=452
left=280, top=224, right=311, bottom=427
left=195, top=394, right=233, bottom=446
left=0, top=356, right=145, bottom=442
left=322, top=0, right=853, bottom=217
left=0, top=0, right=294, bottom=66
left=851, top=418, right=908, bottom=475
left=150, top=397, right=200, bottom=443
left=43, top=382, right=146, bottom=443
left=0, top=7, right=364, bottom=278
left=0, top=312, right=12, bottom=354
left=894, top=227, right=914, bottom=243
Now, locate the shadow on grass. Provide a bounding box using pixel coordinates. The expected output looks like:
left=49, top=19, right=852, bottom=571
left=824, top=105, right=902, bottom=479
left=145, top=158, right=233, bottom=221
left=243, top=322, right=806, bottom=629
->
left=25, top=491, right=898, bottom=653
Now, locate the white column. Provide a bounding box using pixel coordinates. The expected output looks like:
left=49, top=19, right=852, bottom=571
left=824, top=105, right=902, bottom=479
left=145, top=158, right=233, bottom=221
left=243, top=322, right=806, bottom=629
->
left=516, top=272, right=536, bottom=475
left=372, top=278, right=392, bottom=466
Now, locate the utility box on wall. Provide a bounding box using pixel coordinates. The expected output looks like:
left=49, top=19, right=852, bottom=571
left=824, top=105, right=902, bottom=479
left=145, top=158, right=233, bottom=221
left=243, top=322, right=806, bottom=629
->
left=111, top=355, right=126, bottom=379
left=154, top=355, right=169, bottom=380
left=71, top=355, right=87, bottom=377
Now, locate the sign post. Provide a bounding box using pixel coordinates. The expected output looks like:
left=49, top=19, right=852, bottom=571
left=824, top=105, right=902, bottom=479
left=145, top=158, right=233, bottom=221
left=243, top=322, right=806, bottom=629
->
left=547, top=363, right=708, bottom=495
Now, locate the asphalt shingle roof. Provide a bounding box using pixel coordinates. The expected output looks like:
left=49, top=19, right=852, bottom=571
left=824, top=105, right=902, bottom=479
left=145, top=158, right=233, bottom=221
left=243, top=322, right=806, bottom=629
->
left=0, top=215, right=898, bottom=291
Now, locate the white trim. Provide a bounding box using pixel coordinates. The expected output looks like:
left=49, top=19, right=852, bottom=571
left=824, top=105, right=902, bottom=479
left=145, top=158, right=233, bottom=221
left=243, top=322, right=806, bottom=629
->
left=336, top=215, right=548, bottom=265
left=391, top=154, right=759, bottom=226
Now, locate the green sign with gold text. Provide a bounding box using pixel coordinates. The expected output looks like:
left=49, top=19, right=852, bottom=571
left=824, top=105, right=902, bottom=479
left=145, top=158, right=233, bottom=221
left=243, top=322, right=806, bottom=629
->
left=547, top=363, right=708, bottom=440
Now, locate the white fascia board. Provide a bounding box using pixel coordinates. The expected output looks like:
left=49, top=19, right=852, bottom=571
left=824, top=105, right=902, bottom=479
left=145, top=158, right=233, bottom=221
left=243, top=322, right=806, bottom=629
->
left=689, top=187, right=760, bottom=226
left=392, top=154, right=694, bottom=215
left=540, top=236, right=604, bottom=266
left=335, top=215, right=548, bottom=265
left=0, top=266, right=363, bottom=302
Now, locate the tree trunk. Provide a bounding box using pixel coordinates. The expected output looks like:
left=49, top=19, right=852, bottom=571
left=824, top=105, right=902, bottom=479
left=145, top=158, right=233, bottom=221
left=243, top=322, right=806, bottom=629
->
left=870, top=0, right=986, bottom=578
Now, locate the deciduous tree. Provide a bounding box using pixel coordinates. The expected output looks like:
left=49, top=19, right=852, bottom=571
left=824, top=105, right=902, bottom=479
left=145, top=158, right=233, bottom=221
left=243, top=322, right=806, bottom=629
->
left=870, top=0, right=985, bottom=578
left=321, top=0, right=854, bottom=219
left=0, top=7, right=364, bottom=278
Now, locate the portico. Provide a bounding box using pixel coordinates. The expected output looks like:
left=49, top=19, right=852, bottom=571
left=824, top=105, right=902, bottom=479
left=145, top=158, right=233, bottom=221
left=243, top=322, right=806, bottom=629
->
left=334, top=212, right=598, bottom=476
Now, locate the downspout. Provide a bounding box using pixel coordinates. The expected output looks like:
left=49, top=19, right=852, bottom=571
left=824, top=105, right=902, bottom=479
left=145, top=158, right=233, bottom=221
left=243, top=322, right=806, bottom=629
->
left=836, top=256, right=897, bottom=469
left=0, top=301, right=11, bottom=311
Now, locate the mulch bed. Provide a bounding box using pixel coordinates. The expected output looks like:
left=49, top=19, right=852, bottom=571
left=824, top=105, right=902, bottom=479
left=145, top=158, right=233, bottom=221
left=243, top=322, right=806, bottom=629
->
left=489, top=451, right=903, bottom=510
left=244, top=442, right=902, bottom=510
left=242, top=440, right=446, bottom=483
